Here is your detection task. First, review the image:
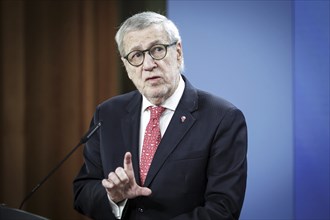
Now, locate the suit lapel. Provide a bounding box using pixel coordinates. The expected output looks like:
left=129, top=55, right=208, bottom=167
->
left=121, top=92, right=142, bottom=183
left=144, top=77, right=199, bottom=186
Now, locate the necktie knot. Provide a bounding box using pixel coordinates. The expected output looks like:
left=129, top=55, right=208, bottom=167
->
left=148, top=106, right=165, bottom=120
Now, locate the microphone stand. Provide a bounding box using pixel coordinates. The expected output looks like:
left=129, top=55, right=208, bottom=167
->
left=19, top=121, right=102, bottom=209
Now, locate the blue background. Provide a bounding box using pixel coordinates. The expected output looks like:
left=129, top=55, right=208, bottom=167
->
left=168, top=1, right=329, bottom=219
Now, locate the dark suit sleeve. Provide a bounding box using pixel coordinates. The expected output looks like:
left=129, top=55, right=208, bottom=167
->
left=171, top=108, right=247, bottom=220
left=73, top=113, right=117, bottom=220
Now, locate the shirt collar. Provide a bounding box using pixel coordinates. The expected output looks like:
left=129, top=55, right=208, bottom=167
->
left=142, top=75, right=185, bottom=112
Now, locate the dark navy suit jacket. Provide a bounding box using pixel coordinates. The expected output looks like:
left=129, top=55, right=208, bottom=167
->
left=73, top=76, right=247, bottom=220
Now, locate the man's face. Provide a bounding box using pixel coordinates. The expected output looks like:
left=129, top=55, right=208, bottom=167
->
left=121, top=24, right=183, bottom=105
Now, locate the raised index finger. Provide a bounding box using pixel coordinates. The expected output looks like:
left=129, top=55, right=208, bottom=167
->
left=123, top=152, right=134, bottom=173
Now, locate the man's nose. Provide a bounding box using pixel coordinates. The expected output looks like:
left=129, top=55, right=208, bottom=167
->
left=142, top=52, right=157, bottom=70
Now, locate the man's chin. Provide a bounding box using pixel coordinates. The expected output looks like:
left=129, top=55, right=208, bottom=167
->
left=144, top=90, right=168, bottom=103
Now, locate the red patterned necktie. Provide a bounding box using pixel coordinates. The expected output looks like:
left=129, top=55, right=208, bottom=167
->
left=140, top=106, right=165, bottom=185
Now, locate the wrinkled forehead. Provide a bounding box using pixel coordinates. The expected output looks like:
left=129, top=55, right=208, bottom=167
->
left=122, top=24, right=169, bottom=54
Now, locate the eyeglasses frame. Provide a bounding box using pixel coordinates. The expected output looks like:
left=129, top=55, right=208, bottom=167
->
left=123, top=41, right=178, bottom=67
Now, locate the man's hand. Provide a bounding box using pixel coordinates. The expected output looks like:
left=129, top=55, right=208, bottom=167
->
left=102, top=152, right=152, bottom=203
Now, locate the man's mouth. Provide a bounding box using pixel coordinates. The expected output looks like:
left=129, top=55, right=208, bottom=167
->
left=146, top=76, right=161, bottom=82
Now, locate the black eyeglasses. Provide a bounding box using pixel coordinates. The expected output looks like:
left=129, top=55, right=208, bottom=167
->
left=123, top=41, right=177, bottom=67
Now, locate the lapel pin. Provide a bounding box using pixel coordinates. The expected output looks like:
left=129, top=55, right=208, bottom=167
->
left=180, top=116, right=186, bottom=123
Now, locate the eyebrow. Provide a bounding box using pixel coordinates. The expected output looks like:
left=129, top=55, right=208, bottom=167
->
left=129, top=40, right=164, bottom=52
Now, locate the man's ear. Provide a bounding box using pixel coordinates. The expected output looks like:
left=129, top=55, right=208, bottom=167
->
left=176, top=42, right=183, bottom=62
left=176, top=42, right=183, bottom=67
left=121, top=57, right=133, bottom=80
left=121, top=57, right=126, bottom=63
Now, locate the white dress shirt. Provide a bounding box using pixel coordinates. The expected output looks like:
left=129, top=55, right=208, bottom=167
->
left=139, top=75, right=185, bottom=154
left=109, top=75, right=185, bottom=219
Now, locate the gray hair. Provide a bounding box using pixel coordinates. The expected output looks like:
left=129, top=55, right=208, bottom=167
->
left=115, top=11, right=184, bottom=73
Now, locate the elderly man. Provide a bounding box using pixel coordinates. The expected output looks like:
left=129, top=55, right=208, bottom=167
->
left=73, top=11, right=247, bottom=220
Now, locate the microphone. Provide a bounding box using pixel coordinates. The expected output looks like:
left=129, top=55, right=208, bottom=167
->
left=19, top=121, right=102, bottom=209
